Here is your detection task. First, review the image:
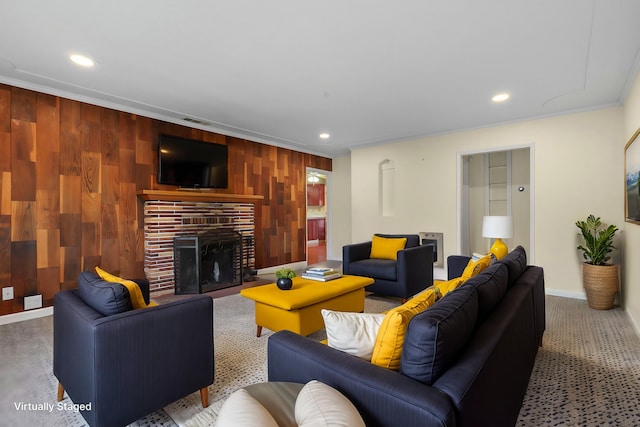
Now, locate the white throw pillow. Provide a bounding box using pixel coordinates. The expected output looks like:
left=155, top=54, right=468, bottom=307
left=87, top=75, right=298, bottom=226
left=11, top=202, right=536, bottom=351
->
left=295, top=380, right=365, bottom=427
left=321, top=309, right=386, bottom=360
left=215, top=388, right=279, bottom=427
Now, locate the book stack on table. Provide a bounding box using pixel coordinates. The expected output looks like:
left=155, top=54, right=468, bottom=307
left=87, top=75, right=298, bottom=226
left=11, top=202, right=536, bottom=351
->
left=301, top=267, right=343, bottom=282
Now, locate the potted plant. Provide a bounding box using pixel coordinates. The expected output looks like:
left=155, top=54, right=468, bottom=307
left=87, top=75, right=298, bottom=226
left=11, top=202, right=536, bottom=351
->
left=275, top=268, right=296, bottom=290
left=575, top=214, right=619, bottom=309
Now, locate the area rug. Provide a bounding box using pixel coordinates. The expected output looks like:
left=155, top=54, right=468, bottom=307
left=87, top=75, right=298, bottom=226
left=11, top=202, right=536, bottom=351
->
left=163, top=292, right=399, bottom=426
left=5, top=293, right=639, bottom=426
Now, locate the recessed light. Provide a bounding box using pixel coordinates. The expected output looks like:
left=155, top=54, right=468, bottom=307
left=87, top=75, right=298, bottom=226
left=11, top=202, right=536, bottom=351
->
left=70, top=54, right=95, bottom=67
left=319, top=133, right=330, bottom=139
left=492, top=93, right=510, bottom=102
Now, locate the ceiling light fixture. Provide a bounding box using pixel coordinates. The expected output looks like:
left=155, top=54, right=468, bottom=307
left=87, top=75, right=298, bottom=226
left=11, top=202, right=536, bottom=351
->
left=70, top=54, right=95, bottom=67
left=319, top=133, right=330, bottom=139
left=492, top=93, right=510, bottom=102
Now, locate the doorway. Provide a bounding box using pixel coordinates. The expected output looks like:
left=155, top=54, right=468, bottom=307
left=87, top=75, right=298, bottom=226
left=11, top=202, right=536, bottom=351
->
left=458, top=145, right=534, bottom=262
left=306, top=169, right=329, bottom=265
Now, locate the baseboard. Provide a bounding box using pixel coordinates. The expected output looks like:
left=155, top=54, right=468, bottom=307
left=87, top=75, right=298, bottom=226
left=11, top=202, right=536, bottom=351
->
left=545, top=288, right=587, bottom=300
left=0, top=307, right=53, bottom=325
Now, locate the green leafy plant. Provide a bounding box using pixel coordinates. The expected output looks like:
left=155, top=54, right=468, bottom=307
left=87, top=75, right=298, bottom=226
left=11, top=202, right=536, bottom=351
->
left=275, top=268, right=296, bottom=279
left=576, top=215, right=618, bottom=266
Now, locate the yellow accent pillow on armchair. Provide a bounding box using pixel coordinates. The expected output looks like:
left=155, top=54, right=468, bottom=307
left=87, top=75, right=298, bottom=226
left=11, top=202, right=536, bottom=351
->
left=369, top=235, right=407, bottom=260
left=95, top=267, right=157, bottom=310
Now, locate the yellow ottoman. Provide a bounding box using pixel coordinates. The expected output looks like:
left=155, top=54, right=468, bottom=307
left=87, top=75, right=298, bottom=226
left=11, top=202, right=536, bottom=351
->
left=240, top=275, right=374, bottom=337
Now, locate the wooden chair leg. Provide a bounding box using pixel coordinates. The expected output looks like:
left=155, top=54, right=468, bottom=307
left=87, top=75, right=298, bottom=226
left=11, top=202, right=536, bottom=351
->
left=256, top=325, right=262, bottom=337
left=200, top=387, right=209, bottom=408
left=57, top=383, right=65, bottom=402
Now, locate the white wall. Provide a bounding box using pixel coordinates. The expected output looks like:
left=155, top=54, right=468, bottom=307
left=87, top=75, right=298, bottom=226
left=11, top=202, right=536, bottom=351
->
left=623, top=71, right=640, bottom=333
left=340, top=106, right=624, bottom=300
left=468, top=152, right=485, bottom=254
left=327, top=154, right=352, bottom=260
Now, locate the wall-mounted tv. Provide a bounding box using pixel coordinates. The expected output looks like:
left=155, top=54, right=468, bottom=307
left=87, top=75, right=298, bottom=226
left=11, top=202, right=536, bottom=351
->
left=158, top=134, right=228, bottom=189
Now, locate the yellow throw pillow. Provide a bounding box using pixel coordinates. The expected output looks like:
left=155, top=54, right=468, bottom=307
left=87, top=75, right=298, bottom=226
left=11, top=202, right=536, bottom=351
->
left=95, top=267, right=158, bottom=310
left=423, top=285, right=443, bottom=301
left=369, top=235, right=407, bottom=260
left=370, top=288, right=437, bottom=370
left=433, top=278, right=464, bottom=297
left=460, top=254, right=492, bottom=280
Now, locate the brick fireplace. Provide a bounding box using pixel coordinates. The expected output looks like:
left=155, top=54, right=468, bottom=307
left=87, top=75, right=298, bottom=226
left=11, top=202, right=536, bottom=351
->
left=174, top=229, right=243, bottom=293
left=139, top=191, right=263, bottom=293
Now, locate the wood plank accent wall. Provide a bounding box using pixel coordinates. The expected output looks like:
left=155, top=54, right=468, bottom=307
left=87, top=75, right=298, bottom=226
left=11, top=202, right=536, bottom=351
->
left=0, top=83, right=332, bottom=315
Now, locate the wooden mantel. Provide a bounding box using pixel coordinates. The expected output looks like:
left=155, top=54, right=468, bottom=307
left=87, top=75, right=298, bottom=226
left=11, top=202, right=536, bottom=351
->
left=137, top=190, right=264, bottom=203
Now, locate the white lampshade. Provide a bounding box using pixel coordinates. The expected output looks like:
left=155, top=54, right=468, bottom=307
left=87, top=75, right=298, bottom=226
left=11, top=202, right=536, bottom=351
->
left=482, top=216, right=513, bottom=239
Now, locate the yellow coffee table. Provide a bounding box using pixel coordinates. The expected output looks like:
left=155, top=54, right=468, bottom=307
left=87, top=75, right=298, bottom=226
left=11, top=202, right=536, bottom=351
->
left=240, top=275, right=374, bottom=337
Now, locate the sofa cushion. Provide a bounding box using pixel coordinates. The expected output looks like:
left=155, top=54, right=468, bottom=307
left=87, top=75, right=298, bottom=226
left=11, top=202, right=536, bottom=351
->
left=77, top=271, right=132, bottom=316
left=400, top=284, right=478, bottom=385
left=371, top=288, right=438, bottom=370
left=347, top=259, right=397, bottom=281
left=321, top=309, right=386, bottom=361
left=370, top=235, right=407, bottom=260
left=216, top=388, right=279, bottom=427
left=461, top=262, right=508, bottom=321
left=295, top=380, right=366, bottom=427
left=497, top=245, right=527, bottom=287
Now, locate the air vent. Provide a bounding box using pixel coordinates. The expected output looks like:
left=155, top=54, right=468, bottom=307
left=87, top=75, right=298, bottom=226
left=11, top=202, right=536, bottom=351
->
left=183, top=117, right=211, bottom=126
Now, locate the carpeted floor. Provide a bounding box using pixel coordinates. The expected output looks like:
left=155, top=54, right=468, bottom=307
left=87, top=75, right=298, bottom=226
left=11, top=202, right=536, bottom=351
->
left=517, top=296, right=640, bottom=426
left=1, top=294, right=639, bottom=426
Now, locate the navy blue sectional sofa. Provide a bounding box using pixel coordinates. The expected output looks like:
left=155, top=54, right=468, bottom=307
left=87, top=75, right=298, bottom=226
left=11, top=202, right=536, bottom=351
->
left=268, top=247, right=544, bottom=427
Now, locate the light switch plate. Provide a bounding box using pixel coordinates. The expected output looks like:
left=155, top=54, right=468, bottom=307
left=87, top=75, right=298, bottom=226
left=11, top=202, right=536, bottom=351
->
left=2, top=287, right=14, bottom=301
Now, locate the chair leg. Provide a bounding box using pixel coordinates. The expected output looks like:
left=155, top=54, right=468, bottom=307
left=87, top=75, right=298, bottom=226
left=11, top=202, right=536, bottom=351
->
left=57, top=383, right=65, bottom=402
left=256, top=325, right=262, bottom=337
left=200, top=387, right=209, bottom=408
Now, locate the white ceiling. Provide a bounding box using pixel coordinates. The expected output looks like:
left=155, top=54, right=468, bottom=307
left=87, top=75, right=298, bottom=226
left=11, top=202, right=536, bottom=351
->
left=1, top=0, right=640, bottom=158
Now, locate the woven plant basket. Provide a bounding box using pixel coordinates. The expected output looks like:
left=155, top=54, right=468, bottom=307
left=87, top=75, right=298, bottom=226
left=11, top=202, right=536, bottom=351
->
left=583, top=263, right=619, bottom=310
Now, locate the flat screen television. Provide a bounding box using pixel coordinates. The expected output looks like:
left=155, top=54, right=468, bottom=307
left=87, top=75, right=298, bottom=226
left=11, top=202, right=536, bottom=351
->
left=158, top=134, right=228, bottom=189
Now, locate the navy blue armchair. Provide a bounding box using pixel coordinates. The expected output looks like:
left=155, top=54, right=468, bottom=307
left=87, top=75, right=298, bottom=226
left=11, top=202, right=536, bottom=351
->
left=342, top=234, right=434, bottom=301
left=53, top=276, right=214, bottom=427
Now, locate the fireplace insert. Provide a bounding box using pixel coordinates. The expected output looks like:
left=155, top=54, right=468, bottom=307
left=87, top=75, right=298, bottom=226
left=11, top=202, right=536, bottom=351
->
left=174, top=230, right=243, bottom=294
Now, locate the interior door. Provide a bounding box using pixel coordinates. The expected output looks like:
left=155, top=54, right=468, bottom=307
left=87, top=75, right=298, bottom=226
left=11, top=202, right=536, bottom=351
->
left=306, top=168, right=330, bottom=264
left=460, top=147, right=531, bottom=258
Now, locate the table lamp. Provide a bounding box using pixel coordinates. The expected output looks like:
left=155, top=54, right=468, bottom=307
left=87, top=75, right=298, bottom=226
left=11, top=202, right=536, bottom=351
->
left=482, top=216, right=513, bottom=259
